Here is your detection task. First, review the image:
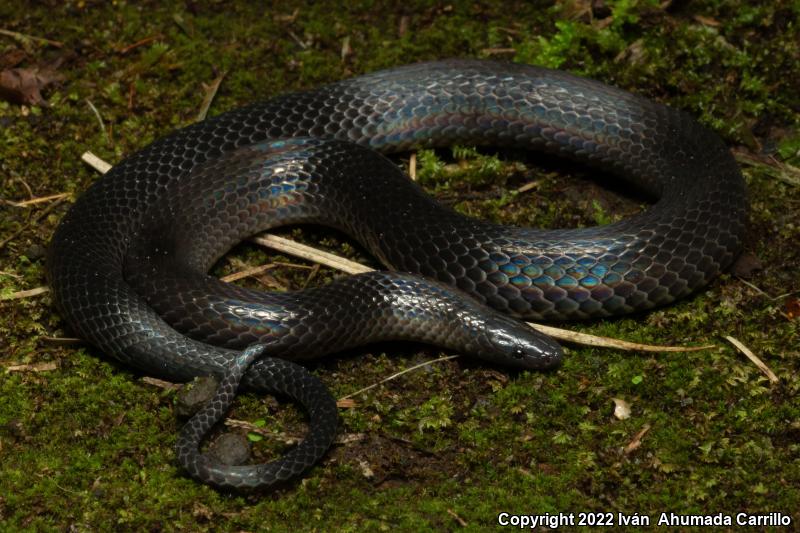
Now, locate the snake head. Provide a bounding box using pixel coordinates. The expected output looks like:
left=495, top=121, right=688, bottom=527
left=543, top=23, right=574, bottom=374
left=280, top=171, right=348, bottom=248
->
left=475, top=313, right=563, bottom=370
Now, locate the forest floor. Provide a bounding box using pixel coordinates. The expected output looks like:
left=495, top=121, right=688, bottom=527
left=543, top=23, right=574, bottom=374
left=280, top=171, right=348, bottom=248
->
left=1, top=1, right=798, bottom=531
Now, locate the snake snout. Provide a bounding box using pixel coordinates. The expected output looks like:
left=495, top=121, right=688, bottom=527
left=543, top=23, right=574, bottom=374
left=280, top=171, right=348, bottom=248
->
left=480, top=314, right=563, bottom=370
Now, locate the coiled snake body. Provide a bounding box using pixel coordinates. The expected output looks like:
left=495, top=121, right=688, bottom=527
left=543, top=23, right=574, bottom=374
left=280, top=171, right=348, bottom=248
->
left=47, top=60, right=747, bottom=490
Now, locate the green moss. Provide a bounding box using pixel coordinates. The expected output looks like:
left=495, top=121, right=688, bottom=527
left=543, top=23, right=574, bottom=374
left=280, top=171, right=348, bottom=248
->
left=1, top=0, right=798, bottom=530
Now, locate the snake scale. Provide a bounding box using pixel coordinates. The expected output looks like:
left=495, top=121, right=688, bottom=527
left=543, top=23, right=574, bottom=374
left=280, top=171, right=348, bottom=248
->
left=47, top=59, right=747, bottom=490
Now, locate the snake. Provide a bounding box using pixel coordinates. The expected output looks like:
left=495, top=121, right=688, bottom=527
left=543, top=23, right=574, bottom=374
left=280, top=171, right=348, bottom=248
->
left=47, top=59, right=747, bottom=490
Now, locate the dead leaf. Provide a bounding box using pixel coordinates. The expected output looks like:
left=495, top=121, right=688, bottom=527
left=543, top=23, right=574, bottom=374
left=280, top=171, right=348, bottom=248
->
left=615, top=38, right=647, bottom=66
left=0, top=65, right=63, bottom=105
left=337, top=398, right=357, bottom=408
left=612, top=397, right=632, bottom=420
left=693, top=15, right=721, bottom=27
left=192, top=502, right=213, bottom=520
left=561, top=0, right=593, bottom=21
left=357, top=459, right=374, bottom=479
left=785, top=297, right=800, bottom=320
left=0, top=49, right=26, bottom=69
left=731, top=252, right=763, bottom=278
left=398, top=15, right=410, bottom=37
left=624, top=424, right=651, bottom=454
left=341, top=36, right=352, bottom=62
left=273, top=7, right=300, bottom=23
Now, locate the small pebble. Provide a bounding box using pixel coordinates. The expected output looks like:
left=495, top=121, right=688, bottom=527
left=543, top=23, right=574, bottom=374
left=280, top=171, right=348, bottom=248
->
left=174, top=376, right=218, bottom=417
left=209, top=433, right=251, bottom=465
left=24, top=243, right=47, bottom=261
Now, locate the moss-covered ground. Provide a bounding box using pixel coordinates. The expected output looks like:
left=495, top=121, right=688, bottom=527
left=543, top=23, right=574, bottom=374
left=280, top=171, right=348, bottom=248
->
left=1, top=1, right=798, bottom=531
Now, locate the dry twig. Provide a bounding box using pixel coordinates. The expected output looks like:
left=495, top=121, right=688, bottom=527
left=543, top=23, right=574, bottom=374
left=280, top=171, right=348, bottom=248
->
left=118, top=35, right=161, bottom=55
left=82, top=151, right=112, bottom=173
left=39, top=336, right=82, bottom=345
left=141, top=376, right=182, bottom=390
left=5, top=192, right=69, bottom=207
left=5, top=362, right=58, bottom=372
left=339, top=355, right=460, bottom=401
left=85, top=99, right=109, bottom=143
left=251, top=234, right=373, bottom=275
left=447, top=509, right=468, bottom=527
left=196, top=72, right=226, bottom=122
left=0, top=28, right=63, bottom=48
left=624, top=424, right=651, bottom=454
left=0, top=195, right=67, bottom=250
left=1, top=286, right=49, bottom=301
left=725, top=335, right=778, bottom=383
left=734, top=149, right=800, bottom=187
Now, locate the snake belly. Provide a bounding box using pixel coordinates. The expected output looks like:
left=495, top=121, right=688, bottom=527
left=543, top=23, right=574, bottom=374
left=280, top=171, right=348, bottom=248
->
left=47, top=59, right=747, bottom=489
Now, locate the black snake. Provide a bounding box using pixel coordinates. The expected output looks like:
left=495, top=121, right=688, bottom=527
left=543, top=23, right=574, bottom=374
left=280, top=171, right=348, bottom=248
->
left=47, top=60, right=747, bottom=490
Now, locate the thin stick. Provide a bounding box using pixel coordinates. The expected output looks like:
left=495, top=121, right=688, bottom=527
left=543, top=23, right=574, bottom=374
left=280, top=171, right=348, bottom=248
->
left=251, top=234, right=374, bottom=274
left=85, top=99, right=109, bottom=143
left=6, top=193, right=69, bottom=207
left=0, top=196, right=66, bottom=250
left=447, top=509, right=468, bottom=527
left=530, top=323, right=714, bottom=353
left=737, top=277, right=768, bottom=297
left=515, top=180, right=540, bottom=194
left=340, top=36, right=352, bottom=62
left=219, top=263, right=276, bottom=283
left=737, top=277, right=796, bottom=302
left=81, top=151, right=112, bottom=174
left=219, top=261, right=313, bottom=283
left=300, top=263, right=321, bottom=289
left=734, top=149, right=800, bottom=187
left=5, top=362, right=58, bottom=372
left=338, top=355, right=460, bottom=400
left=1, top=286, right=49, bottom=301
left=118, top=35, right=160, bottom=55
left=0, top=28, right=63, bottom=48
left=481, top=47, right=516, bottom=56
left=224, top=419, right=302, bottom=444
left=39, top=336, right=82, bottom=345
left=725, top=335, right=779, bottom=383
left=141, top=376, right=182, bottom=390
left=287, top=30, right=308, bottom=49
left=196, top=72, right=226, bottom=122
